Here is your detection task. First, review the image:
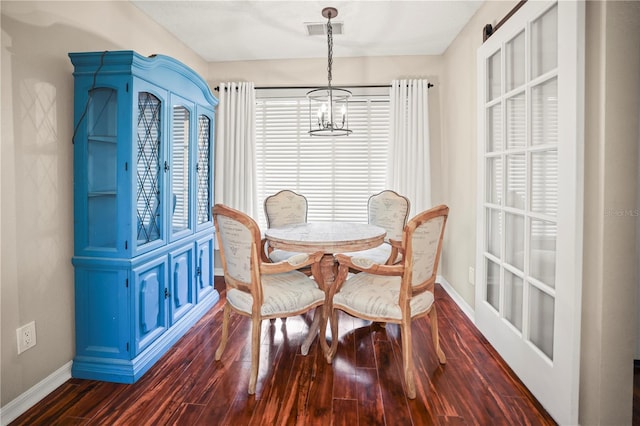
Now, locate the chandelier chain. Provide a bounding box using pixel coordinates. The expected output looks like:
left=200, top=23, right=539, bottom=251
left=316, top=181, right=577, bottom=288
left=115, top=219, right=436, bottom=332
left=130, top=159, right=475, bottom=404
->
left=327, top=14, right=333, bottom=88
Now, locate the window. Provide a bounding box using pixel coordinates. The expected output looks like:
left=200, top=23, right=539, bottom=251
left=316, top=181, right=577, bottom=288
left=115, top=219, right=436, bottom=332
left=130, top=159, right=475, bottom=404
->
left=255, top=89, right=390, bottom=228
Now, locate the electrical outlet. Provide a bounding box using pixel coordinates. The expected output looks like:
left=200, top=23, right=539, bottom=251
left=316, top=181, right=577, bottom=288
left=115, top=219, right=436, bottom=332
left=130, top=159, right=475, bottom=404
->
left=468, top=266, right=475, bottom=285
left=17, top=321, right=37, bottom=354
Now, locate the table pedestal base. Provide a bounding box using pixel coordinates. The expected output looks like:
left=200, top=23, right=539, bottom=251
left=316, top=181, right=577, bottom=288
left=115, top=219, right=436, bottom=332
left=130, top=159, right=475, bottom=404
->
left=301, top=253, right=336, bottom=356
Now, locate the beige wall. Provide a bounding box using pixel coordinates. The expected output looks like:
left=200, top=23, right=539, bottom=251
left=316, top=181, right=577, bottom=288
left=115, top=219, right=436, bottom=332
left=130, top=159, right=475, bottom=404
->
left=581, top=1, right=640, bottom=424
left=440, top=0, right=515, bottom=308
left=0, top=0, right=208, bottom=406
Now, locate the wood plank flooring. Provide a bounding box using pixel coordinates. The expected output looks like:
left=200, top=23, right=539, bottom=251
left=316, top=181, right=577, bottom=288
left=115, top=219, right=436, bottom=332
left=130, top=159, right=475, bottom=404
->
left=10, top=277, right=556, bottom=425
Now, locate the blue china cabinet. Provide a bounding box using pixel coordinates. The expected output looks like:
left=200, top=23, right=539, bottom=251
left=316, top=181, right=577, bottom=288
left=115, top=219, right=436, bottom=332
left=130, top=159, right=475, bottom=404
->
left=69, top=51, right=219, bottom=383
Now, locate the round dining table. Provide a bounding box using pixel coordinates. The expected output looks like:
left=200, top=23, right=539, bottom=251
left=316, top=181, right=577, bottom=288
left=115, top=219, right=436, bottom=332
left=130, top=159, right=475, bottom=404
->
left=264, top=221, right=386, bottom=354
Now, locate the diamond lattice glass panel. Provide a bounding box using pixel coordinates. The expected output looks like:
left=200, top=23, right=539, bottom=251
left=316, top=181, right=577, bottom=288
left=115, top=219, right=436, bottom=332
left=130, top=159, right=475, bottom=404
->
left=532, top=77, right=558, bottom=146
left=171, top=106, right=190, bottom=234
left=506, top=154, right=526, bottom=209
left=531, top=150, right=558, bottom=216
left=506, top=30, right=526, bottom=92
left=529, top=285, right=555, bottom=360
left=531, top=219, right=557, bottom=288
left=487, top=208, right=501, bottom=258
left=487, top=156, right=503, bottom=204
left=504, top=269, right=523, bottom=331
left=506, top=93, right=526, bottom=149
left=136, top=92, right=162, bottom=245
left=532, top=4, right=558, bottom=79
left=197, top=115, right=211, bottom=225
left=487, top=104, right=503, bottom=153
left=486, top=259, right=500, bottom=311
left=488, top=50, right=502, bottom=101
left=505, top=213, right=524, bottom=271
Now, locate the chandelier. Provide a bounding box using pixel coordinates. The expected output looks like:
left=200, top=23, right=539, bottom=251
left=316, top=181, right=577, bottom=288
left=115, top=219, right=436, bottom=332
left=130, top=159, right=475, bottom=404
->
left=307, top=7, right=352, bottom=136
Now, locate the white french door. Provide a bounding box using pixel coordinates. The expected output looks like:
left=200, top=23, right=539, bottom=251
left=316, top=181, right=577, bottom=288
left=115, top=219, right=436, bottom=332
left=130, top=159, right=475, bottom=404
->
left=475, top=1, right=584, bottom=424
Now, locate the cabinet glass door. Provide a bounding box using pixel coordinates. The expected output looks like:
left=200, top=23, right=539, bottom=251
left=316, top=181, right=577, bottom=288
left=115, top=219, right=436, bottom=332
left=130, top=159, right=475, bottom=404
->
left=136, top=92, right=162, bottom=247
left=171, top=105, right=191, bottom=236
left=196, top=114, right=212, bottom=226
left=87, top=88, right=117, bottom=249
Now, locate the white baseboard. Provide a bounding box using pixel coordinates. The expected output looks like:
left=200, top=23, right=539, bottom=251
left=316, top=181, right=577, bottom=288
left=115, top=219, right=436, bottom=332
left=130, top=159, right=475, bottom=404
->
left=0, top=361, right=72, bottom=426
left=437, top=274, right=475, bottom=322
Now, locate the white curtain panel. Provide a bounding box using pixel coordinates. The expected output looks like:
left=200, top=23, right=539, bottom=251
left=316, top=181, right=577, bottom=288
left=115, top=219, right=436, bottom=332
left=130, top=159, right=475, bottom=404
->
left=214, top=82, right=258, bottom=218
left=387, top=79, right=432, bottom=215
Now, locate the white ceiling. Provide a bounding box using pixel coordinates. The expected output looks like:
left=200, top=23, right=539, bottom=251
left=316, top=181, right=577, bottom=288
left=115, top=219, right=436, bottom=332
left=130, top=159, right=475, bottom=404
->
left=131, top=1, right=484, bottom=62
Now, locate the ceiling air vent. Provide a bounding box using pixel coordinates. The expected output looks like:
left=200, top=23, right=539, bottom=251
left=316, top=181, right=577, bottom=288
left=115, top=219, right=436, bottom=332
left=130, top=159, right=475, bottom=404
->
left=304, top=22, right=343, bottom=36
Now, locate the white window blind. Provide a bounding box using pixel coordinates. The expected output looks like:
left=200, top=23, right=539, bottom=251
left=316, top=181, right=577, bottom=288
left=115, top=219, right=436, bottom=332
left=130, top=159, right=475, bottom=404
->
left=255, top=92, right=389, bottom=228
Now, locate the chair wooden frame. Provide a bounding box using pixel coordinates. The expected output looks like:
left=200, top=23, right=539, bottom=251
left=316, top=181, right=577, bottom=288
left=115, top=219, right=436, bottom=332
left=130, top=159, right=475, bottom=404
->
left=322, top=204, right=449, bottom=399
left=213, top=204, right=325, bottom=395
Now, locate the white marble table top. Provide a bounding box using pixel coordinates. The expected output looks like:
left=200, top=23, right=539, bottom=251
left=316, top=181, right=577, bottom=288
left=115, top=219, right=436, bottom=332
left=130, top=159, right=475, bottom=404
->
left=264, top=222, right=386, bottom=254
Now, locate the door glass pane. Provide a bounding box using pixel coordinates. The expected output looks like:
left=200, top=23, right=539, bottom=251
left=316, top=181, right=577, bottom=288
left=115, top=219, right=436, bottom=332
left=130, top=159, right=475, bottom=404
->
left=487, top=208, right=501, bottom=257
left=529, top=286, right=555, bottom=360
left=532, top=77, right=558, bottom=146
left=506, top=93, right=526, bottom=149
left=197, top=115, right=211, bottom=225
left=504, top=269, right=523, bottom=331
left=136, top=92, right=162, bottom=246
left=505, top=213, right=524, bottom=271
left=488, top=50, right=501, bottom=101
left=531, top=219, right=556, bottom=288
left=486, top=259, right=500, bottom=311
left=487, top=104, right=503, bottom=152
left=172, top=106, right=190, bottom=234
left=487, top=156, right=502, bottom=204
left=506, top=30, right=526, bottom=91
left=506, top=154, right=526, bottom=209
left=531, top=150, right=558, bottom=216
left=532, top=4, right=558, bottom=79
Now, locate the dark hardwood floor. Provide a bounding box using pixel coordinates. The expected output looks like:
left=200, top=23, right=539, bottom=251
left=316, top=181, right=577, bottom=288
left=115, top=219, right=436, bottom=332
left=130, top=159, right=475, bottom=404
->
left=11, top=277, right=557, bottom=425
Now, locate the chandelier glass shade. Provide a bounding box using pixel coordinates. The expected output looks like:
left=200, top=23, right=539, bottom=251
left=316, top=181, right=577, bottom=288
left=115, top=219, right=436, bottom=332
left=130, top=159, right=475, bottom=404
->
left=307, top=7, right=352, bottom=136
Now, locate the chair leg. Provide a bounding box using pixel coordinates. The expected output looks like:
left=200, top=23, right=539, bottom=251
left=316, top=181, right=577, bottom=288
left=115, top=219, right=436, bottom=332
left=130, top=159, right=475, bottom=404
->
left=401, top=320, right=416, bottom=399
left=319, top=304, right=331, bottom=362
left=301, top=308, right=321, bottom=356
left=429, top=306, right=447, bottom=364
left=327, top=308, right=339, bottom=363
left=248, top=316, right=262, bottom=395
left=215, top=303, right=231, bottom=360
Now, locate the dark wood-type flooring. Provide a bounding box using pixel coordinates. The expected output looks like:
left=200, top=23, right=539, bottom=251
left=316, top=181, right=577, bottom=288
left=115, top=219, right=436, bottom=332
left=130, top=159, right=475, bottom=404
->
left=11, top=277, right=557, bottom=425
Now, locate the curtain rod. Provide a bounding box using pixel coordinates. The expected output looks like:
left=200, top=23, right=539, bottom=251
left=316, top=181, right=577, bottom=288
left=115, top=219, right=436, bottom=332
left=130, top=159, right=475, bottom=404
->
left=213, top=83, right=434, bottom=91
left=483, top=0, right=528, bottom=42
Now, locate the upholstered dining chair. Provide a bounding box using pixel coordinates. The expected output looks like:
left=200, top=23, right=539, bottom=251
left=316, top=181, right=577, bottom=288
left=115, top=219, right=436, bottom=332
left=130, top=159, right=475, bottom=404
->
left=345, top=190, right=410, bottom=265
left=262, top=190, right=308, bottom=263
left=323, top=204, right=449, bottom=399
left=213, top=204, right=325, bottom=395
